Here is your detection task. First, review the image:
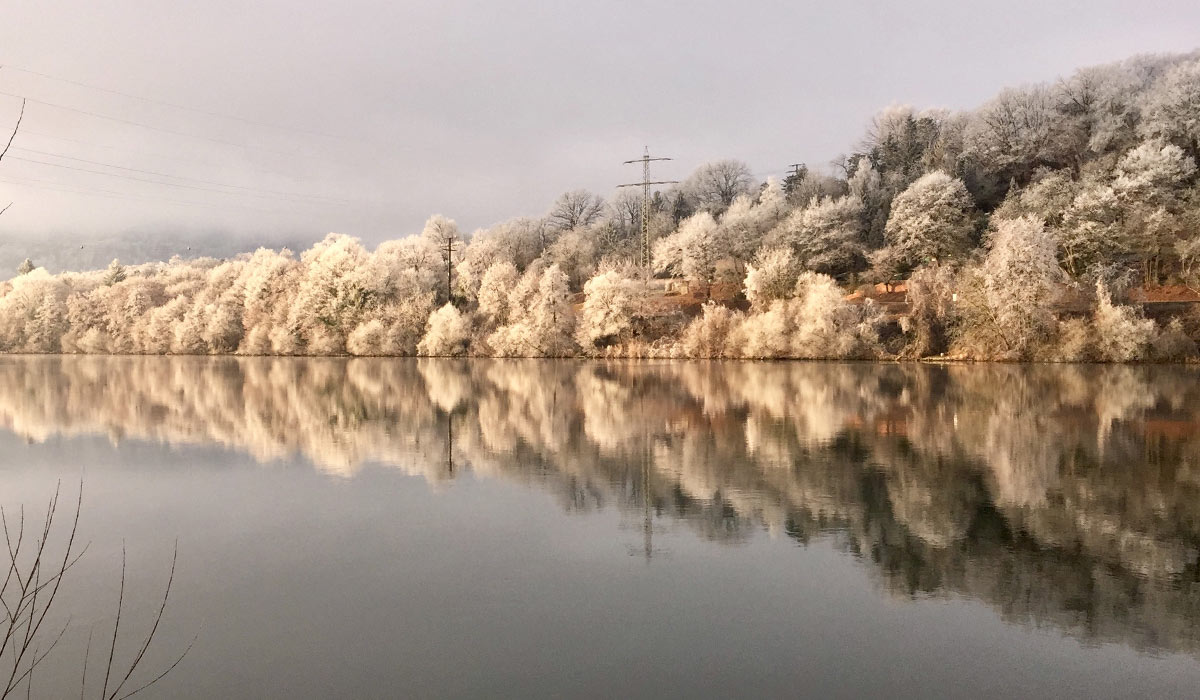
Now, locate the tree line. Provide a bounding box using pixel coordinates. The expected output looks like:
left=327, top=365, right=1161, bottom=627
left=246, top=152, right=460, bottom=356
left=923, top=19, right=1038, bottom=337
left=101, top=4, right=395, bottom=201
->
left=3, top=50, right=1200, bottom=360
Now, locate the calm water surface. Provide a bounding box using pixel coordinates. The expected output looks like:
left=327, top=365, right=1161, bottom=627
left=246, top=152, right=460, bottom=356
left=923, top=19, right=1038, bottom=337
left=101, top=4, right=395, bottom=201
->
left=0, top=356, right=1198, bottom=698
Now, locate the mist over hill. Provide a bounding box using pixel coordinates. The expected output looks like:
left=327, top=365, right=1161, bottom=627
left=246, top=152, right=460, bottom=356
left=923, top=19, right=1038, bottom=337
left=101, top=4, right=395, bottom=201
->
left=0, top=228, right=318, bottom=274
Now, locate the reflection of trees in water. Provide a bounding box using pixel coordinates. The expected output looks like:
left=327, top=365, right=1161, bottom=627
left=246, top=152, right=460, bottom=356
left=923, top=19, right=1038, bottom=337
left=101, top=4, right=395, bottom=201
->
left=0, top=356, right=1198, bottom=655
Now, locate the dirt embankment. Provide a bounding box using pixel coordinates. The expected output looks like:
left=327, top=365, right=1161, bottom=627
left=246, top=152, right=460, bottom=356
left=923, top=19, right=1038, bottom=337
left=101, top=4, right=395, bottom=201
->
left=580, top=279, right=1200, bottom=325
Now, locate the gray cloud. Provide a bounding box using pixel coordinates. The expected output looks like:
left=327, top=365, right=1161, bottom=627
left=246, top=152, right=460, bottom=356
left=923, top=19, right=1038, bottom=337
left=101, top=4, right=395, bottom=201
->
left=0, top=0, right=1197, bottom=253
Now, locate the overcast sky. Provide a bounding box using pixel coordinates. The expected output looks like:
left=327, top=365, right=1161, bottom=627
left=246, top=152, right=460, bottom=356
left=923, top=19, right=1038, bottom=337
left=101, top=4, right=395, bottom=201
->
left=0, top=0, right=1198, bottom=250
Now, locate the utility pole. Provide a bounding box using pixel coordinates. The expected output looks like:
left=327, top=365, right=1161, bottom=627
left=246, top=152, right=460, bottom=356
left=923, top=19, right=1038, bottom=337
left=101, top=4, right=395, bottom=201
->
left=433, top=225, right=459, bottom=304
left=443, top=236, right=456, bottom=302
left=618, top=147, right=677, bottom=285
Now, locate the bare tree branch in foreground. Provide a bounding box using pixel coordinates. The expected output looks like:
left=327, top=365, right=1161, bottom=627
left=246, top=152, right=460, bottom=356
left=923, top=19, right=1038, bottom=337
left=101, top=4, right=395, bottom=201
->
left=0, top=98, right=24, bottom=218
left=0, top=483, right=192, bottom=699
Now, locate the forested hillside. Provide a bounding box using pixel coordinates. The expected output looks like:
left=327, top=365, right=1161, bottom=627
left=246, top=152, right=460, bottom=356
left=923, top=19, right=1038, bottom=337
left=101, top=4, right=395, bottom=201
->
left=3, top=50, right=1200, bottom=360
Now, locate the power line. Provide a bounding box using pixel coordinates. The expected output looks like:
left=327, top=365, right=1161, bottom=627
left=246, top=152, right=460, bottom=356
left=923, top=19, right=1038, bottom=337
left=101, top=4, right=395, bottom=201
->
left=11, top=146, right=351, bottom=203
left=0, top=174, right=285, bottom=214
left=21, top=127, right=238, bottom=168
left=19, top=128, right=344, bottom=181
left=0, top=64, right=344, bottom=141
left=0, top=90, right=310, bottom=158
left=7, top=154, right=340, bottom=205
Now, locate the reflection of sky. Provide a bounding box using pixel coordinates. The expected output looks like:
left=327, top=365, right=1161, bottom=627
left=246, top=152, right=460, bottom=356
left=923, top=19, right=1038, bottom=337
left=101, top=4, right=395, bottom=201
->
left=0, top=357, right=1199, bottom=697
left=3, top=440, right=1200, bottom=699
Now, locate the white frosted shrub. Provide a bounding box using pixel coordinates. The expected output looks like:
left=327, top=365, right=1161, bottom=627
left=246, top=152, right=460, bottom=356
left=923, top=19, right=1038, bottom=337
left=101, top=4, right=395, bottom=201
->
left=743, top=247, right=798, bottom=310
left=269, top=325, right=299, bottom=355
left=737, top=272, right=879, bottom=359
left=418, top=303, right=472, bottom=357
left=576, top=270, right=637, bottom=350
left=239, top=325, right=273, bottom=355
left=1053, top=318, right=1094, bottom=361
left=77, top=327, right=109, bottom=354
left=740, top=300, right=795, bottom=358
left=347, top=319, right=386, bottom=356
left=307, top=325, right=345, bottom=355
left=791, top=272, right=881, bottom=358
left=1092, top=285, right=1155, bottom=362
left=679, top=302, right=742, bottom=358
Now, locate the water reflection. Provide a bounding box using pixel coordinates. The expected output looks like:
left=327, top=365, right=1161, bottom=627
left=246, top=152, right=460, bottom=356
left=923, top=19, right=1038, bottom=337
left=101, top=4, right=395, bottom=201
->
left=1, top=356, right=1198, bottom=657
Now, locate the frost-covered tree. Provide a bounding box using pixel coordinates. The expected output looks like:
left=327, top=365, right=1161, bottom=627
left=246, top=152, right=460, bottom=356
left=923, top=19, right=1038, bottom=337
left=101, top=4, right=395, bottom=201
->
left=239, top=247, right=298, bottom=354
left=904, top=264, right=957, bottom=357
left=992, top=169, right=1078, bottom=227
left=1113, top=138, right=1196, bottom=202
left=547, top=190, right=605, bottom=231
left=104, top=259, right=127, bottom=286
left=881, top=171, right=976, bottom=270
left=1059, top=183, right=1127, bottom=276
left=679, top=213, right=722, bottom=295
left=16, top=258, right=34, bottom=276
left=418, top=303, right=471, bottom=357
left=454, top=219, right=544, bottom=302
left=653, top=212, right=722, bottom=295
left=681, top=160, right=754, bottom=215
left=1055, top=61, right=1147, bottom=159
left=1112, top=139, right=1197, bottom=280
left=743, top=247, right=799, bottom=311
left=285, top=234, right=377, bottom=353
left=476, top=261, right=520, bottom=328
left=542, top=229, right=599, bottom=290
left=489, top=264, right=576, bottom=357
left=719, top=178, right=788, bottom=268
left=26, top=291, right=66, bottom=352
left=346, top=319, right=387, bottom=356
left=576, top=270, right=638, bottom=350
left=860, top=105, right=949, bottom=187
left=964, top=85, right=1067, bottom=184
left=421, top=215, right=462, bottom=302
left=969, top=216, right=1063, bottom=357
left=770, top=194, right=866, bottom=277
left=144, top=296, right=189, bottom=355
left=1139, top=57, right=1200, bottom=155
left=848, top=157, right=888, bottom=247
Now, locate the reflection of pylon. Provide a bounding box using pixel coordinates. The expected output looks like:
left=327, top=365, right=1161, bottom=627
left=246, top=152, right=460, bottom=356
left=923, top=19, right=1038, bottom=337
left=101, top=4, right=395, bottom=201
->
left=618, top=147, right=677, bottom=284
left=637, top=400, right=658, bottom=561
left=445, top=413, right=454, bottom=477
left=642, top=453, right=652, bottom=561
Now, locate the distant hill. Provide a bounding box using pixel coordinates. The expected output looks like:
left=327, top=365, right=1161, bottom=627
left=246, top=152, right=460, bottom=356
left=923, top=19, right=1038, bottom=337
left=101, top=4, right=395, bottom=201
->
left=0, top=229, right=319, bottom=274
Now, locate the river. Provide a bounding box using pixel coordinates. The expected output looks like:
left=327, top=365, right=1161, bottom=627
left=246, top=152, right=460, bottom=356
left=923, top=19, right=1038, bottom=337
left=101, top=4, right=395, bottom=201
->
left=0, top=356, right=1197, bottom=698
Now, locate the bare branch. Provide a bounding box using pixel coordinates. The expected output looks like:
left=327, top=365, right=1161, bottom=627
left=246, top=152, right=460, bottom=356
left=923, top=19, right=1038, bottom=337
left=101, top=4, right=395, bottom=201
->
left=100, top=543, right=126, bottom=700
left=0, top=98, right=23, bottom=163
left=116, top=634, right=195, bottom=700
left=107, top=543, right=177, bottom=700
left=80, top=626, right=93, bottom=700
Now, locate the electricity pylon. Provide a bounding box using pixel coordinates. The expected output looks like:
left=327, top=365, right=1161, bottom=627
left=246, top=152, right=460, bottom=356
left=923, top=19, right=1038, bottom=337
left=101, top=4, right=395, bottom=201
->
left=618, top=147, right=677, bottom=284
